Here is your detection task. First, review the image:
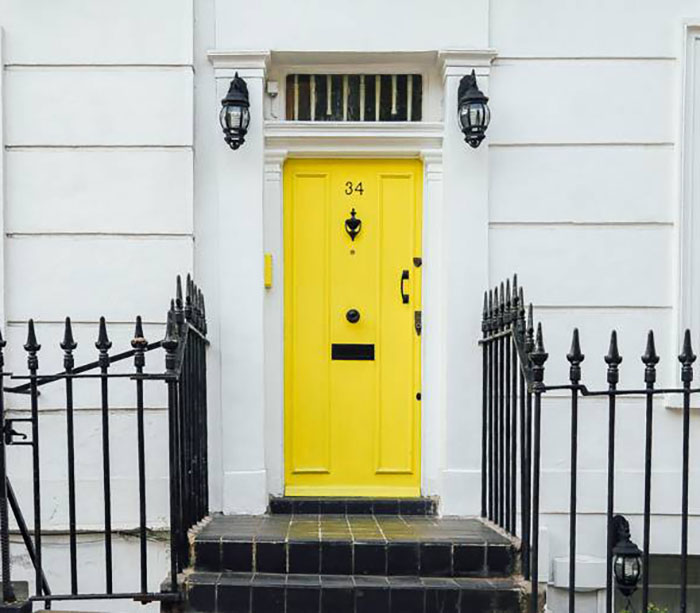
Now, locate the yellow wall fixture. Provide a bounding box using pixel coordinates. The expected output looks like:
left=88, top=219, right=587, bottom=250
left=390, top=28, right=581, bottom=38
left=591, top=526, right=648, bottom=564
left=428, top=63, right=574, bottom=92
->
left=264, top=253, right=273, bottom=289
left=284, top=159, right=423, bottom=497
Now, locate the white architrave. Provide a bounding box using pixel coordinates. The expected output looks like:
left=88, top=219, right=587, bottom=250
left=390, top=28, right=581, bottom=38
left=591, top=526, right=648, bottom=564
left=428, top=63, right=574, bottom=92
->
left=438, top=49, right=496, bottom=515
left=261, top=135, right=444, bottom=498
left=208, top=50, right=270, bottom=513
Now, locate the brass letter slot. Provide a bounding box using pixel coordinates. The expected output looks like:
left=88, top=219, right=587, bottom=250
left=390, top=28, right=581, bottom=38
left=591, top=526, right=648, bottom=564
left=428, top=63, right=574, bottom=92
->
left=331, top=343, right=375, bottom=361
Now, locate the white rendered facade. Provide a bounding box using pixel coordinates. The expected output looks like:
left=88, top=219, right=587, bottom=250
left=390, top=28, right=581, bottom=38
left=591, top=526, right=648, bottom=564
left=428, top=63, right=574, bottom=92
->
left=0, top=1, right=699, bottom=611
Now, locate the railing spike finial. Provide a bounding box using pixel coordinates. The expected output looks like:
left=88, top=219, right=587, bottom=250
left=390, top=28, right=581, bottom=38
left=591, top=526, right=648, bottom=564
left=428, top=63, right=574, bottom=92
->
left=530, top=322, right=548, bottom=389
left=61, top=317, right=77, bottom=372
left=0, top=325, right=6, bottom=372
left=642, top=330, right=659, bottom=385
left=175, top=275, right=184, bottom=312
left=95, top=317, right=112, bottom=371
left=605, top=330, right=622, bottom=385
left=525, top=303, right=535, bottom=354
left=132, top=315, right=148, bottom=369
left=566, top=328, right=585, bottom=383
left=642, top=330, right=659, bottom=366
left=193, top=283, right=201, bottom=327
left=482, top=292, right=489, bottom=335
left=493, top=285, right=500, bottom=331
left=515, top=287, right=526, bottom=337
left=24, top=319, right=41, bottom=354
left=163, top=308, right=180, bottom=374
left=24, top=319, right=41, bottom=373
left=679, top=329, right=696, bottom=383
left=132, top=315, right=148, bottom=349
left=184, top=275, right=193, bottom=323
left=61, top=317, right=77, bottom=352
left=200, top=290, right=208, bottom=335
left=95, top=317, right=112, bottom=352
left=505, top=278, right=512, bottom=325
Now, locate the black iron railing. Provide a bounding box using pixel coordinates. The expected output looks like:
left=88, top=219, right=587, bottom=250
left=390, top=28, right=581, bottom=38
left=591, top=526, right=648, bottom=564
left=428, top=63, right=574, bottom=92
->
left=482, top=274, right=700, bottom=613
left=0, top=274, right=208, bottom=608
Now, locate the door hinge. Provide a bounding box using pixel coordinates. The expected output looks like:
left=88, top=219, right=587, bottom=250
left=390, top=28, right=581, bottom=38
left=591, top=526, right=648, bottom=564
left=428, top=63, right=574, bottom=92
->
left=414, top=310, right=422, bottom=336
left=413, top=257, right=422, bottom=267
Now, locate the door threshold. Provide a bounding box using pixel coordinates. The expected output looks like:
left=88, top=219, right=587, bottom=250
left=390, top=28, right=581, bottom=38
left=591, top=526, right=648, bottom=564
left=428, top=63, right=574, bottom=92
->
left=269, top=495, right=437, bottom=516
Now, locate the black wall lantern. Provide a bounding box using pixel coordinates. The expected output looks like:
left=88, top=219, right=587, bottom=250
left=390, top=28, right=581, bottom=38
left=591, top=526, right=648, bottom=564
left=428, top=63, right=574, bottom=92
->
left=220, top=72, right=250, bottom=150
left=457, top=69, right=490, bottom=149
left=612, top=515, right=643, bottom=602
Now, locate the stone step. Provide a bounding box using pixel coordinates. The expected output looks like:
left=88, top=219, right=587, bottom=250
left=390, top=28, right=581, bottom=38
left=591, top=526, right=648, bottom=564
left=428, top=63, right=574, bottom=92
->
left=192, top=515, right=517, bottom=578
left=268, top=497, right=438, bottom=516
left=185, top=571, right=525, bottom=613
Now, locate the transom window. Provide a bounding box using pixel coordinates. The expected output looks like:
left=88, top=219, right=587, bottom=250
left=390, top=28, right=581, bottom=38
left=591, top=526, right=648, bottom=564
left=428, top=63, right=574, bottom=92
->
left=285, top=74, right=422, bottom=122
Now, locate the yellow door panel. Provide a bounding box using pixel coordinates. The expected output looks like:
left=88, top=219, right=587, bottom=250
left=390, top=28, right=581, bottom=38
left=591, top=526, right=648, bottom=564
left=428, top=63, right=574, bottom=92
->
left=284, top=159, right=422, bottom=497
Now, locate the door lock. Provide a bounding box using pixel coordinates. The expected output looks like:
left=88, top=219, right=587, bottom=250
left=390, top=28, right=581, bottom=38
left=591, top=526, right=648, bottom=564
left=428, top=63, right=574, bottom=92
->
left=400, top=270, right=410, bottom=304
left=346, top=309, right=361, bottom=324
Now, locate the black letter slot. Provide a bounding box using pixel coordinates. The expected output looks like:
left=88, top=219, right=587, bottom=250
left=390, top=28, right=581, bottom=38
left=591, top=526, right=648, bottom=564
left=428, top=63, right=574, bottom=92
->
left=331, top=343, right=375, bottom=361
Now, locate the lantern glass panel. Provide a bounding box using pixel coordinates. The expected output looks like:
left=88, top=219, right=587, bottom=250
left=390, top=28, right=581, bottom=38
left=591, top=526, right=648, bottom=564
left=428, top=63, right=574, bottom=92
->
left=219, top=105, right=250, bottom=131
left=614, top=554, right=642, bottom=587
left=459, top=101, right=490, bottom=131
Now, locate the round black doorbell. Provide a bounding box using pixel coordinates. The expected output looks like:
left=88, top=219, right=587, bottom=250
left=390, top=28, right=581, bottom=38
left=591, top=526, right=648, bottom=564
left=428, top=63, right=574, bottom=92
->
left=346, top=309, right=361, bottom=324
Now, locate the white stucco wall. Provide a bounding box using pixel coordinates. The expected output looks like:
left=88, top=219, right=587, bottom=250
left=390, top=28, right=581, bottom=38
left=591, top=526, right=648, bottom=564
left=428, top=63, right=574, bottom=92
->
left=0, top=1, right=194, bottom=609
left=0, top=0, right=699, bottom=609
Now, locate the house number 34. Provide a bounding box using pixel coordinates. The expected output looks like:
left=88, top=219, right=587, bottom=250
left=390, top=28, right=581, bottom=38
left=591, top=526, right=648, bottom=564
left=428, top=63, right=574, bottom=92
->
left=344, top=181, right=364, bottom=196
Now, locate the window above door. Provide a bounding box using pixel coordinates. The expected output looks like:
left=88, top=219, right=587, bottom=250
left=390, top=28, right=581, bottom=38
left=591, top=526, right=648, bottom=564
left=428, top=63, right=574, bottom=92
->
left=285, top=74, right=423, bottom=122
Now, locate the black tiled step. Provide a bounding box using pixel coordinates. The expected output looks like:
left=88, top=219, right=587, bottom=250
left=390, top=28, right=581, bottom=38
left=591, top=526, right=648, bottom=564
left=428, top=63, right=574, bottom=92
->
left=193, top=515, right=516, bottom=578
left=185, top=571, right=524, bottom=613
left=269, top=497, right=438, bottom=516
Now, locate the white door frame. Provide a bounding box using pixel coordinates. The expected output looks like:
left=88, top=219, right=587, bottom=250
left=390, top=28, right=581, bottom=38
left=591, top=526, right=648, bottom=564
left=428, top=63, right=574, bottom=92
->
left=261, top=124, right=446, bottom=499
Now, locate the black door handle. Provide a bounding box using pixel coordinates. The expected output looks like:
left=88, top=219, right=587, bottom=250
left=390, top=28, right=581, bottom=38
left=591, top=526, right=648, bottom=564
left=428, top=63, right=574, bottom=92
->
left=346, top=309, right=360, bottom=323
left=400, top=270, right=409, bottom=304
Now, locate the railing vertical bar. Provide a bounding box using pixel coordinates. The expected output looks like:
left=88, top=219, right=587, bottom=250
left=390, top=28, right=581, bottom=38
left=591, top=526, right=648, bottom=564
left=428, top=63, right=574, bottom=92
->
left=641, top=330, right=659, bottom=613
left=679, top=330, right=695, bottom=613
left=0, top=330, right=14, bottom=604
left=61, top=318, right=78, bottom=595
left=519, top=369, right=529, bottom=577
left=567, top=329, right=583, bottom=613
left=523, top=302, right=534, bottom=581
left=201, top=329, right=209, bottom=515
left=514, top=280, right=524, bottom=544
left=498, top=284, right=506, bottom=527
left=481, top=293, right=488, bottom=518
left=505, top=320, right=511, bottom=532
left=488, top=291, right=495, bottom=521
left=494, top=287, right=501, bottom=526
left=510, top=331, right=517, bottom=536
left=132, top=317, right=149, bottom=594
left=163, top=307, right=181, bottom=590
left=604, top=331, right=621, bottom=613
left=529, top=322, right=547, bottom=613
left=96, top=317, right=113, bottom=594
left=25, top=320, right=43, bottom=598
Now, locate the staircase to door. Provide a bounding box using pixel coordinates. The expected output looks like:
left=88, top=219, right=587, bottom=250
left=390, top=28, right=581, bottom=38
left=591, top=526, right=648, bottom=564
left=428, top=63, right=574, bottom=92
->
left=183, top=498, right=528, bottom=613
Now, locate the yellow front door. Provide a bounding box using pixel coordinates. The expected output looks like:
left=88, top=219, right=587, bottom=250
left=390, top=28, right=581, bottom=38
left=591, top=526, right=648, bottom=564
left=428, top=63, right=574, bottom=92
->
left=284, top=159, right=422, bottom=497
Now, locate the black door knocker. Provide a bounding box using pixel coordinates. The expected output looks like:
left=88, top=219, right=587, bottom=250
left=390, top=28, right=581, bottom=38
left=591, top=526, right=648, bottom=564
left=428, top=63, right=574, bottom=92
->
left=344, top=208, right=362, bottom=241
